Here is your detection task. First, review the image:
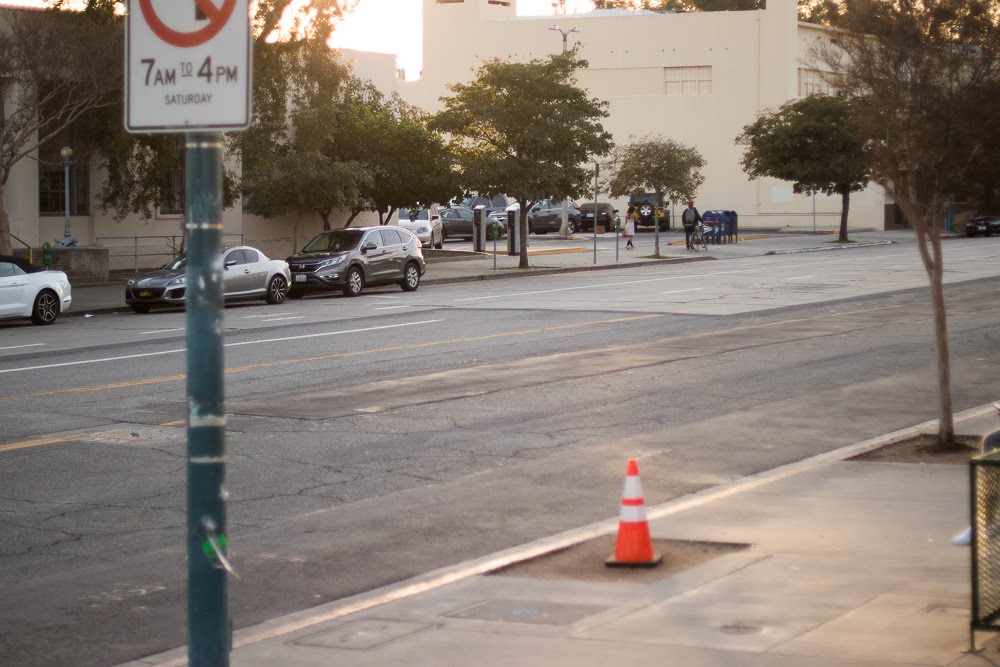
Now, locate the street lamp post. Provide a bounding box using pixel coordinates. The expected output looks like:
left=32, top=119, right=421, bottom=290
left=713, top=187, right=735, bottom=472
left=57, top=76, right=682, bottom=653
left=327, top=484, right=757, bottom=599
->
left=56, top=146, right=77, bottom=247
left=548, top=25, right=579, bottom=53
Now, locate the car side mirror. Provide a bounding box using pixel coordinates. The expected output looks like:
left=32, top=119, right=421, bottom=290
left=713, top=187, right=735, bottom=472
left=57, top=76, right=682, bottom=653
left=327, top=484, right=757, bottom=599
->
left=361, top=241, right=377, bottom=253
left=224, top=259, right=237, bottom=268
left=431, top=214, right=439, bottom=221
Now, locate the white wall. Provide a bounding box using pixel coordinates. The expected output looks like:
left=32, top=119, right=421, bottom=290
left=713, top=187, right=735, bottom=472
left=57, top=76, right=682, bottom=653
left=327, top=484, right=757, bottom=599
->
left=401, top=0, right=887, bottom=231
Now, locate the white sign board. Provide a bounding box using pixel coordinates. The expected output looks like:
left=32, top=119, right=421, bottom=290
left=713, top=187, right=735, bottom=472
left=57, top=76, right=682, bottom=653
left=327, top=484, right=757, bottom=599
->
left=126, top=0, right=252, bottom=133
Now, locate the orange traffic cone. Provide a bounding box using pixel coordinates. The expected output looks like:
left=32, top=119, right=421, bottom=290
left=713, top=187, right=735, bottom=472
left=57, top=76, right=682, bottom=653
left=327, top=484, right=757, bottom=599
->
left=606, top=458, right=662, bottom=567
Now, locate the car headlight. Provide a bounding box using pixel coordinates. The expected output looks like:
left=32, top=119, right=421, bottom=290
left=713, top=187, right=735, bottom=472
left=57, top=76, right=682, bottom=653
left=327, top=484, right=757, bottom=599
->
left=416, top=226, right=429, bottom=234
left=168, top=276, right=186, bottom=286
left=317, top=256, right=346, bottom=270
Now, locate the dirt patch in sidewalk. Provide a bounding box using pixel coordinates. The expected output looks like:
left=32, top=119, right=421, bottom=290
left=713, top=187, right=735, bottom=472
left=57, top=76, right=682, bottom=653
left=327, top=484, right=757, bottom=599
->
left=850, top=434, right=983, bottom=464
left=490, top=537, right=748, bottom=584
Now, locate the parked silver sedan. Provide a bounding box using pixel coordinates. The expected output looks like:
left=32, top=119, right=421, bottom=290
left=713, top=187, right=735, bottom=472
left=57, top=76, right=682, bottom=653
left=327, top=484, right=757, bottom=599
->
left=125, top=245, right=291, bottom=313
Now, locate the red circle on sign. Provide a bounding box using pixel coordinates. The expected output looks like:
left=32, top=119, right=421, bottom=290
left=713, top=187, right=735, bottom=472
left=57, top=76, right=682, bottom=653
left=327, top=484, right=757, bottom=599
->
left=139, top=0, right=237, bottom=48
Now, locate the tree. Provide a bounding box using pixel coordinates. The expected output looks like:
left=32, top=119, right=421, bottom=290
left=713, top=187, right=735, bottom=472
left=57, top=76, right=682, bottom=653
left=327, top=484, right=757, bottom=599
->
left=736, top=94, right=869, bottom=243
left=432, top=50, right=612, bottom=268
left=59, top=0, right=355, bottom=230
left=0, top=6, right=122, bottom=255
left=592, top=0, right=764, bottom=10
left=814, top=0, right=1000, bottom=447
left=605, top=136, right=705, bottom=256
left=330, top=81, right=457, bottom=227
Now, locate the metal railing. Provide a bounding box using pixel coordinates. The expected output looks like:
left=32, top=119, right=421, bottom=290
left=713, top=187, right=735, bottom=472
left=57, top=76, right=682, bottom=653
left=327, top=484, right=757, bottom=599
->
left=970, top=447, right=1000, bottom=649
left=96, top=233, right=244, bottom=272
left=10, top=233, right=33, bottom=264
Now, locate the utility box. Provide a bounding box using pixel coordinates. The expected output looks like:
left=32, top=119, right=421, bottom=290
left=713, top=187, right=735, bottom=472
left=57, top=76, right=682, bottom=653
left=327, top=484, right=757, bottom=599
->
left=472, top=205, right=487, bottom=252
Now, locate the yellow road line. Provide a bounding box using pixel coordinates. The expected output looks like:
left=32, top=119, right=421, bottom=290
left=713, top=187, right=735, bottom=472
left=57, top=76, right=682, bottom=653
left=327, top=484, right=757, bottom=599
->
left=0, top=314, right=662, bottom=451
left=0, top=435, right=77, bottom=452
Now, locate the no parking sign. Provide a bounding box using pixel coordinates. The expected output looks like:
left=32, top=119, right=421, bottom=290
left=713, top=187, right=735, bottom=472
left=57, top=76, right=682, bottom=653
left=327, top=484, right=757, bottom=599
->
left=125, top=0, right=252, bottom=133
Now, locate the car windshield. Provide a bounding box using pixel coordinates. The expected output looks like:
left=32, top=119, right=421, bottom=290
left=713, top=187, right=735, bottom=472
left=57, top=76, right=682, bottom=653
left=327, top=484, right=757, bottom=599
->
left=399, top=208, right=430, bottom=221
left=301, top=230, right=364, bottom=252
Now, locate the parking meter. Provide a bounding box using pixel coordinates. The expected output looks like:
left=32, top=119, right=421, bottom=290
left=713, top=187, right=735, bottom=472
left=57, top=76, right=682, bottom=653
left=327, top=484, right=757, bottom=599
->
left=472, top=205, right=486, bottom=252
left=42, top=241, right=52, bottom=267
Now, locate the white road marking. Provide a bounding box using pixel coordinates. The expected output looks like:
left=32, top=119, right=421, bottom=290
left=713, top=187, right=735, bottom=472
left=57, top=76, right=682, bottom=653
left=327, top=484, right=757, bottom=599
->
left=139, top=328, right=185, bottom=335
left=786, top=275, right=816, bottom=281
left=374, top=306, right=411, bottom=310
left=261, top=316, right=306, bottom=322
left=242, top=312, right=295, bottom=319
left=661, top=288, right=705, bottom=294
left=0, top=343, right=45, bottom=351
left=0, top=320, right=444, bottom=374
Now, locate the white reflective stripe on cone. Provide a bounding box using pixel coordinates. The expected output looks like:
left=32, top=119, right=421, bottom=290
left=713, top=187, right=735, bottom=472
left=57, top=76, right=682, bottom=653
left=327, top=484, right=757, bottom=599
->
left=623, top=475, right=643, bottom=499
left=619, top=505, right=648, bottom=522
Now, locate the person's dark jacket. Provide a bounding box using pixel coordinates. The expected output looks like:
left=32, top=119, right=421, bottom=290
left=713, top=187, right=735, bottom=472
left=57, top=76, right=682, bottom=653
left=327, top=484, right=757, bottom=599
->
left=682, top=206, right=702, bottom=229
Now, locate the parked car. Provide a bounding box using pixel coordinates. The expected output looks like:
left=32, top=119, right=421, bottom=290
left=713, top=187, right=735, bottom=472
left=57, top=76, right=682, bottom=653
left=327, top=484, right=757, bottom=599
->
left=629, top=192, right=670, bottom=230
left=577, top=202, right=619, bottom=232
left=526, top=198, right=582, bottom=234
left=454, top=193, right=513, bottom=218
left=125, top=245, right=290, bottom=313
left=397, top=206, right=443, bottom=249
left=287, top=226, right=426, bottom=297
left=0, top=255, right=72, bottom=325
left=966, top=215, right=1000, bottom=237
left=443, top=206, right=505, bottom=241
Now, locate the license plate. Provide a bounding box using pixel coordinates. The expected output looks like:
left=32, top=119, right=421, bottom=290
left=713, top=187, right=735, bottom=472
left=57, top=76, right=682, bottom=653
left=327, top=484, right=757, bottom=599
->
left=294, top=274, right=307, bottom=283
left=137, top=289, right=151, bottom=297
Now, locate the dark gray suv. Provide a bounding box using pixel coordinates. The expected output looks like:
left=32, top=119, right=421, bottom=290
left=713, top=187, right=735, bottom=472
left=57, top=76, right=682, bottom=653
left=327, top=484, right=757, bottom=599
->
left=286, top=227, right=426, bottom=297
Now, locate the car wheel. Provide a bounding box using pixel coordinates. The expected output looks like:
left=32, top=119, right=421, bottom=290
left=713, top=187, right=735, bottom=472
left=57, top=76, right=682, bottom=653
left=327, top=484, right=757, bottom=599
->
left=265, top=274, right=288, bottom=304
left=639, top=202, right=654, bottom=219
left=441, top=228, right=449, bottom=243
left=400, top=262, right=421, bottom=292
left=130, top=304, right=152, bottom=314
left=343, top=267, right=364, bottom=297
left=565, top=219, right=576, bottom=235
left=31, top=289, right=60, bottom=325
left=434, top=230, right=443, bottom=249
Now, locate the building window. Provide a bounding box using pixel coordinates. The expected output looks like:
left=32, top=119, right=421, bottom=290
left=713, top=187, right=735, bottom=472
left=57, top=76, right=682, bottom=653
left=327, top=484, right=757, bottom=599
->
left=798, top=68, right=836, bottom=97
left=38, top=144, right=89, bottom=216
left=664, top=66, right=712, bottom=96
left=158, top=167, right=185, bottom=216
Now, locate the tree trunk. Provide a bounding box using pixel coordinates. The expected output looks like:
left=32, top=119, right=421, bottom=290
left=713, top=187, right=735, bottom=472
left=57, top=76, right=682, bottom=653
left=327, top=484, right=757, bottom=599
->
left=895, top=184, right=955, bottom=448
left=345, top=210, right=362, bottom=227
left=653, top=188, right=662, bottom=256
left=518, top=200, right=529, bottom=269
left=839, top=188, right=850, bottom=243
left=0, top=179, right=12, bottom=255
left=320, top=209, right=331, bottom=231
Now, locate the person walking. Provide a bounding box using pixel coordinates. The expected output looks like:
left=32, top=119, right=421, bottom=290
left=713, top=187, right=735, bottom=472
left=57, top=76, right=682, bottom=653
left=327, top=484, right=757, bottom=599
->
left=623, top=205, right=637, bottom=250
left=682, top=200, right=702, bottom=250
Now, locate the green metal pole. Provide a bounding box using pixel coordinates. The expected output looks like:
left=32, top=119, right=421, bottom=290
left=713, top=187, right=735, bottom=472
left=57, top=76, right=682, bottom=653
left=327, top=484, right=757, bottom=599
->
left=185, top=131, right=229, bottom=667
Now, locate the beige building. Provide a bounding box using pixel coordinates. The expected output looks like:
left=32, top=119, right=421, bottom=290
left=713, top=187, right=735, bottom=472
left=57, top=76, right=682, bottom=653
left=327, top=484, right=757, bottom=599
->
left=4, top=0, right=892, bottom=274
left=402, top=0, right=890, bottom=231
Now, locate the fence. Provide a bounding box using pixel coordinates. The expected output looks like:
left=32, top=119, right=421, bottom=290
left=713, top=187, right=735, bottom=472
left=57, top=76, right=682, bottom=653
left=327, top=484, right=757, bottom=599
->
left=96, top=234, right=244, bottom=272
left=970, top=448, right=1000, bottom=649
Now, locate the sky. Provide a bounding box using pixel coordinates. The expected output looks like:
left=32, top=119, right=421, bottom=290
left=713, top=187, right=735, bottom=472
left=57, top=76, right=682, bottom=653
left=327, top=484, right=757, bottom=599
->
left=331, top=0, right=597, bottom=80
left=0, top=0, right=597, bottom=81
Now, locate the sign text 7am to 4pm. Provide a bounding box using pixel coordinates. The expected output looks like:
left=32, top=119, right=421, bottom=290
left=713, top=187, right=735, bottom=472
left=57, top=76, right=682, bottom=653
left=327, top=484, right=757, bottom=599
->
left=126, top=0, right=252, bottom=133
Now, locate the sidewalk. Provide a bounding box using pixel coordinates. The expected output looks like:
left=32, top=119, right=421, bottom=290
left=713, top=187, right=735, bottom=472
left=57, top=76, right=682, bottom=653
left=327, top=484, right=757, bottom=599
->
left=110, top=228, right=998, bottom=666
left=122, top=405, right=1000, bottom=667
left=70, top=229, right=916, bottom=316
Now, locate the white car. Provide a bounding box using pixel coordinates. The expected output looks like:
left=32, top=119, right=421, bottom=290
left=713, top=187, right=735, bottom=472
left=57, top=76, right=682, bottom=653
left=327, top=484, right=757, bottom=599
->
left=0, top=255, right=72, bottom=325
left=397, top=206, right=444, bottom=249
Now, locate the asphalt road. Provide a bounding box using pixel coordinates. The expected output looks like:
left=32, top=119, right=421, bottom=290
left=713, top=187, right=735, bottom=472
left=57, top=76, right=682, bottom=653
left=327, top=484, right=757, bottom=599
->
left=2, top=239, right=1000, bottom=666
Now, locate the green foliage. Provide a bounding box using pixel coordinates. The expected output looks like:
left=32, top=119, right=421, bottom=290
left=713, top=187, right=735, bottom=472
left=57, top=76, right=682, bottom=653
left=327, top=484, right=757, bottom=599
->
left=0, top=6, right=122, bottom=253
left=606, top=135, right=705, bottom=256
left=606, top=136, right=705, bottom=204
left=736, top=94, right=868, bottom=241
left=736, top=94, right=868, bottom=197
left=432, top=50, right=612, bottom=267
